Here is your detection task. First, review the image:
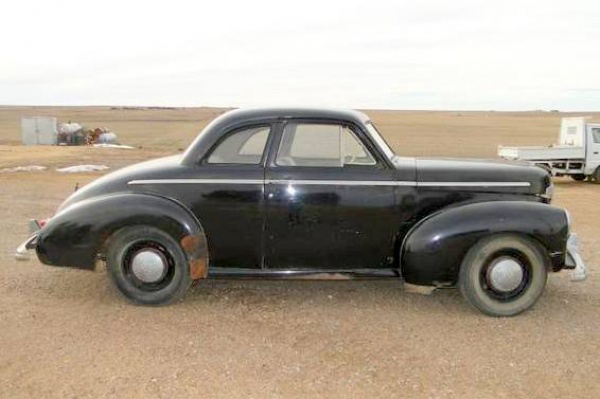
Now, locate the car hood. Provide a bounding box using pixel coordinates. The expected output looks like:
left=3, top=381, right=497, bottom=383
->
left=414, top=158, right=550, bottom=195
left=56, top=155, right=184, bottom=213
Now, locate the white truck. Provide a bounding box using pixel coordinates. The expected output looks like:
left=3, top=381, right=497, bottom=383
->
left=498, top=117, right=600, bottom=182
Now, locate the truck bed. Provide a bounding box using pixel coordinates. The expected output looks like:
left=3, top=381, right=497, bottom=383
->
left=498, top=145, right=585, bottom=161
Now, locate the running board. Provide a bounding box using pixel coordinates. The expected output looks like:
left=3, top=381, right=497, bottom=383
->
left=206, top=267, right=401, bottom=280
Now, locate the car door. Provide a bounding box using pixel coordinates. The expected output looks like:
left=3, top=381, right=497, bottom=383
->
left=189, top=124, right=272, bottom=269
left=264, top=119, right=412, bottom=270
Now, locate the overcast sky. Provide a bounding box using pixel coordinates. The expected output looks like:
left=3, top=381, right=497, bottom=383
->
left=1, top=0, right=600, bottom=110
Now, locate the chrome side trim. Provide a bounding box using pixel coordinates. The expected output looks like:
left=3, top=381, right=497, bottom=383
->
left=418, top=181, right=531, bottom=187
left=129, top=179, right=531, bottom=188
left=128, top=179, right=415, bottom=186
left=268, top=179, right=416, bottom=186
left=129, top=179, right=264, bottom=185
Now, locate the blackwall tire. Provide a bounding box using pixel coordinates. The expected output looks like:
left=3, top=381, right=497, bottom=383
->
left=106, top=225, right=191, bottom=305
left=458, top=234, right=548, bottom=317
left=570, top=174, right=586, bottom=182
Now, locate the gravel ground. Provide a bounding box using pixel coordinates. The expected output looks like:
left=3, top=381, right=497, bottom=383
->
left=0, top=172, right=598, bottom=399
left=0, top=107, right=599, bottom=398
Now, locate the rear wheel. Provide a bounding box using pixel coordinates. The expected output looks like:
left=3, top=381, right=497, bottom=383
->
left=106, top=226, right=191, bottom=305
left=458, top=234, right=548, bottom=317
left=570, top=174, right=586, bottom=181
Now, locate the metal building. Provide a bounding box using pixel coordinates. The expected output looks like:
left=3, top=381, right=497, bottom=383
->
left=21, top=117, right=58, bottom=145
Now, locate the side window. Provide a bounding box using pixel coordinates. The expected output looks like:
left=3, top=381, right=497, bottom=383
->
left=592, top=128, right=600, bottom=144
left=207, top=126, right=270, bottom=164
left=342, top=127, right=377, bottom=165
left=276, top=123, right=376, bottom=167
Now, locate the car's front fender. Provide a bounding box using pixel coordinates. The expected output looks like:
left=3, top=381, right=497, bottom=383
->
left=400, top=201, right=569, bottom=286
left=36, top=193, right=208, bottom=278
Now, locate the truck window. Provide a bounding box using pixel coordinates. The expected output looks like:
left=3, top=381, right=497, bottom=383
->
left=592, top=128, right=600, bottom=144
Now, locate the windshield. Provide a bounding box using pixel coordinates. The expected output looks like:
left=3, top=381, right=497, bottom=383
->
left=365, top=121, right=396, bottom=161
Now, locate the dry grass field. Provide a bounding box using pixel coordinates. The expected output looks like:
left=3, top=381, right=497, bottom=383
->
left=1, top=106, right=598, bottom=398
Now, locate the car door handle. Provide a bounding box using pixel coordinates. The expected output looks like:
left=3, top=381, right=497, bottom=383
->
left=594, top=151, right=598, bottom=154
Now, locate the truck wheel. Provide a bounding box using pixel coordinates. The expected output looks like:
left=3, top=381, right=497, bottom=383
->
left=570, top=174, right=586, bottom=181
left=594, top=167, right=600, bottom=184
left=106, top=225, right=191, bottom=305
left=458, top=234, right=548, bottom=317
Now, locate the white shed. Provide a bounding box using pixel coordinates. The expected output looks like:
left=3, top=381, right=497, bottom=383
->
left=21, top=117, right=58, bottom=145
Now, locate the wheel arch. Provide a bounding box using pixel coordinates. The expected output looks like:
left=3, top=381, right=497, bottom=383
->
left=399, top=201, right=569, bottom=286
left=36, top=193, right=209, bottom=279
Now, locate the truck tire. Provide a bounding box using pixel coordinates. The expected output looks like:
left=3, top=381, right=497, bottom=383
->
left=106, top=225, right=192, bottom=305
left=571, top=174, right=586, bottom=181
left=594, top=167, right=600, bottom=184
left=459, top=234, right=548, bottom=317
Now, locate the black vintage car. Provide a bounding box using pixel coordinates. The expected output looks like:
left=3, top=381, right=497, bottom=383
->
left=16, top=108, right=586, bottom=316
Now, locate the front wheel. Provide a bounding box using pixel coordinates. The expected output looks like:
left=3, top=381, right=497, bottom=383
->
left=106, top=226, right=192, bottom=305
left=570, top=174, right=586, bottom=182
left=459, top=235, right=548, bottom=317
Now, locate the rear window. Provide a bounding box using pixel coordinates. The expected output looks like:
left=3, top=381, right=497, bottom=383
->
left=207, top=126, right=270, bottom=164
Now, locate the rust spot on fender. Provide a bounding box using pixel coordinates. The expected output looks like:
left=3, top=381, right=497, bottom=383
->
left=189, top=257, right=208, bottom=280
left=180, top=235, right=209, bottom=280
left=181, top=235, right=204, bottom=253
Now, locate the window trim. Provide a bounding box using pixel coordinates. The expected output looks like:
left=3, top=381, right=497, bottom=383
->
left=201, top=123, right=272, bottom=166
left=273, top=120, right=383, bottom=169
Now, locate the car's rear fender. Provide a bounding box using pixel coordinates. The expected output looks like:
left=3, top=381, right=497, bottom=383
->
left=36, top=193, right=209, bottom=279
left=400, top=201, right=569, bottom=286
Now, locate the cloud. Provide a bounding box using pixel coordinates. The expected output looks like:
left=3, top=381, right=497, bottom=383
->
left=1, top=0, right=600, bottom=110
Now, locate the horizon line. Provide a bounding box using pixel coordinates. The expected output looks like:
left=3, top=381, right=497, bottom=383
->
left=1, top=104, right=600, bottom=113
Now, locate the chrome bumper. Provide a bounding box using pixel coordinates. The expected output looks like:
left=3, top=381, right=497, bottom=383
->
left=15, top=234, right=38, bottom=261
left=14, top=219, right=41, bottom=261
left=566, top=234, right=587, bottom=282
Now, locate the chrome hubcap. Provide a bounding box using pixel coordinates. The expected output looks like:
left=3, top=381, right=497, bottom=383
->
left=486, top=256, right=524, bottom=292
left=130, top=249, right=168, bottom=283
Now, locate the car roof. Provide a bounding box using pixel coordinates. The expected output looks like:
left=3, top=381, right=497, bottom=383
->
left=181, top=107, right=372, bottom=165
left=213, top=107, right=371, bottom=125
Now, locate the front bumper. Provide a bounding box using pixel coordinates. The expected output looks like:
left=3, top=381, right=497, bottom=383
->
left=565, top=234, right=587, bottom=281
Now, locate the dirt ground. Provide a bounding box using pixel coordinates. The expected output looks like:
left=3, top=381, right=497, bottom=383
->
left=0, top=107, right=598, bottom=398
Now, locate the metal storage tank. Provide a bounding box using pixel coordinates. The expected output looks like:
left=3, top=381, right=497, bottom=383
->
left=21, top=117, right=58, bottom=145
